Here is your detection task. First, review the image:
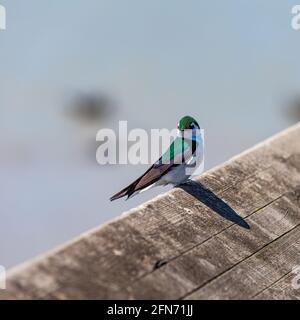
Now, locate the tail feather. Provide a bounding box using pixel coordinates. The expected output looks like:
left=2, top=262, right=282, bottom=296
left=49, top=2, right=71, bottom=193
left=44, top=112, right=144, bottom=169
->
left=110, top=180, right=139, bottom=201
left=110, top=162, right=169, bottom=201
left=110, top=188, right=130, bottom=201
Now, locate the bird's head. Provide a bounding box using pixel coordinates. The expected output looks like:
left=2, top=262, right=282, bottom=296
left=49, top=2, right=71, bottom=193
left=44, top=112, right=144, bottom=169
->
left=177, top=116, right=200, bottom=132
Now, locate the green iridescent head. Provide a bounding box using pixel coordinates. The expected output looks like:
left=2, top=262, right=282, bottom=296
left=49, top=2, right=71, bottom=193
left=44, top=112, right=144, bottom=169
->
left=177, top=116, right=200, bottom=131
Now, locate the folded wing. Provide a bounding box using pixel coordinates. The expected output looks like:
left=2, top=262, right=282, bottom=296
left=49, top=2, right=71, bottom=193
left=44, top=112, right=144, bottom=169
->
left=110, top=137, right=195, bottom=201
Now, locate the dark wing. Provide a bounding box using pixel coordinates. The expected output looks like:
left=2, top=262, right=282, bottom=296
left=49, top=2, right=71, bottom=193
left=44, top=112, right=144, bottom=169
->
left=110, top=138, right=195, bottom=201
left=109, top=162, right=173, bottom=201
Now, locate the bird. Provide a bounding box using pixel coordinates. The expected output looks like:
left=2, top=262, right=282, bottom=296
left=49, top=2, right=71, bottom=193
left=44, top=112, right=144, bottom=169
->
left=110, top=115, right=203, bottom=201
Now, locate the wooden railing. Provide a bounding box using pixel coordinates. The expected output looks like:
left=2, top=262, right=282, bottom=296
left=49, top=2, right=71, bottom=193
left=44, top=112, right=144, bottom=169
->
left=1, top=123, right=300, bottom=300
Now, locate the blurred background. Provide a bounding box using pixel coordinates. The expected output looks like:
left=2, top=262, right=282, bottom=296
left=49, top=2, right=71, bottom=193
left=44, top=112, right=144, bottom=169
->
left=0, top=0, right=300, bottom=268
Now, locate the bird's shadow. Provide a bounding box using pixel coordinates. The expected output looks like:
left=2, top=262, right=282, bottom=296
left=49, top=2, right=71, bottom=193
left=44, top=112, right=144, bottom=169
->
left=177, top=180, right=250, bottom=229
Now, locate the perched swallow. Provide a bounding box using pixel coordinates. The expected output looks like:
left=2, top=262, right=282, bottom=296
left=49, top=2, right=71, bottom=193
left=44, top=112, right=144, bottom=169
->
left=110, top=116, right=203, bottom=201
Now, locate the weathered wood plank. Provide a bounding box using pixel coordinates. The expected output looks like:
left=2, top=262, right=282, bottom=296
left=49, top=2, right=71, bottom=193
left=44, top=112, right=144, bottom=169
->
left=186, top=224, right=300, bottom=300
left=254, top=270, right=300, bottom=300
left=124, top=188, right=300, bottom=299
left=0, top=123, right=300, bottom=300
